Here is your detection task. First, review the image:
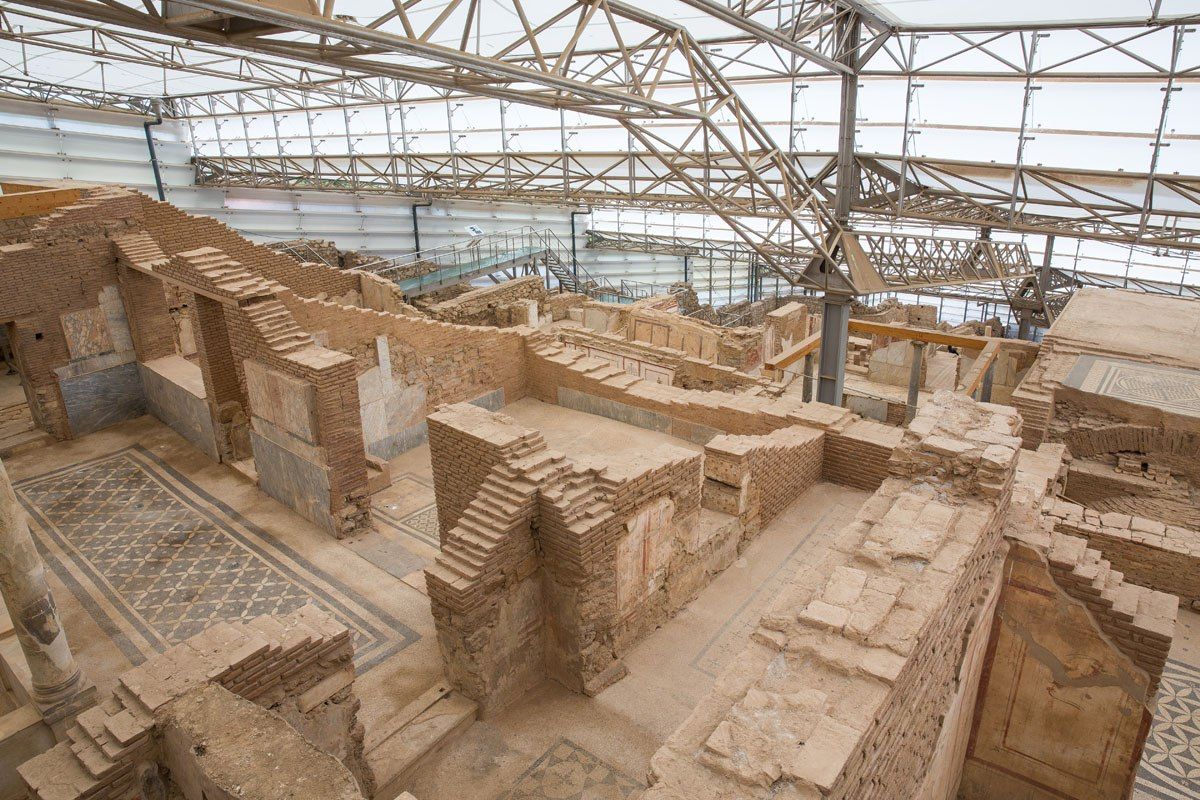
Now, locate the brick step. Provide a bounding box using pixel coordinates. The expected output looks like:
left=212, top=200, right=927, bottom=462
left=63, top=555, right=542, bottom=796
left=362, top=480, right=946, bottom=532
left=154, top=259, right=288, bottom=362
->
left=432, top=551, right=480, bottom=581
left=441, top=539, right=491, bottom=569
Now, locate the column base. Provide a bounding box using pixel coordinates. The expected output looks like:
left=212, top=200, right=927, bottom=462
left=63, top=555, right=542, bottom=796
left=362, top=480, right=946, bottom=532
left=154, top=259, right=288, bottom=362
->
left=34, top=670, right=97, bottom=727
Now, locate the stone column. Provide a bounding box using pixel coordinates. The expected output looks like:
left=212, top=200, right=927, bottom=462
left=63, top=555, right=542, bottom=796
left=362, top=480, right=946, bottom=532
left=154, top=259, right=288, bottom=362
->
left=0, top=457, right=93, bottom=723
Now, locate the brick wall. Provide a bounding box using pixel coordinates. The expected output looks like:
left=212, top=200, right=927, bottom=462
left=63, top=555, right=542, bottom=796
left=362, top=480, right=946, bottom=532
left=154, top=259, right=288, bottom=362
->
left=702, top=426, right=824, bottom=528
left=286, top=294, right=527, bottom=418
left=18, top=606, right=371, bottom=800
left=1046, top=498, right=1200, bottom=606
left=823, top=420, right=903, bottom=490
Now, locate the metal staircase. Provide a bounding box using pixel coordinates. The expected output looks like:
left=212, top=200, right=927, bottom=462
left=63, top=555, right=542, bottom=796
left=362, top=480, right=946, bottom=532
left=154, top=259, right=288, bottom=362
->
left=360, top=226, right=672, bottom=301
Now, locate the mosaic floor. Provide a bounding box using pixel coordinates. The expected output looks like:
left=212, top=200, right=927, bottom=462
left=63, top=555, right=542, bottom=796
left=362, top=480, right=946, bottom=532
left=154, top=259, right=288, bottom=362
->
left=1135, top=659, right=1200, bottom=800
left=1066, top=355, right=1200, bottom=417
left=15, top=445, right=417, bottom=671
left=500, top=739, right=643, bottom=800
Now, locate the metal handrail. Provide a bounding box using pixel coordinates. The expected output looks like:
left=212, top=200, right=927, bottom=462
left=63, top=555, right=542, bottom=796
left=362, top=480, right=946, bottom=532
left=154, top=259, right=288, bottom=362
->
left=357, top=225, right=674, bottom=300
left=273, top=240, right=338, bottom=269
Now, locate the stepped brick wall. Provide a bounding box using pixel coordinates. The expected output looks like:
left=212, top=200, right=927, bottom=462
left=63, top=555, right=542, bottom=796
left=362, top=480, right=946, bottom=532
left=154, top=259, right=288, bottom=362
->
left=526, top=337, right=901, bottom=479
left=558, top=327, right=777, bottom=394
left=18, top=606, right=371, bottom=800
left=702, top=425, right=824, bottom=529
left=426, top=403, right=721, bottom=715
left=427, top=403, right=546, bottom=541
left=133, top=193, right=360, bottom=302
left=1046, top=497, right=1200, bottom=606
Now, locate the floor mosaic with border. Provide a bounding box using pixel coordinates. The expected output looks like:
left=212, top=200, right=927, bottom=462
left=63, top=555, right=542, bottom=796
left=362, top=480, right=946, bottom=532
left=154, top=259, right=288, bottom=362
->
left=16, top=445, right=417, bottom=671
left=1135, top=658, right=1200, bottom=800
left=499, top=739, right=643, bottom=800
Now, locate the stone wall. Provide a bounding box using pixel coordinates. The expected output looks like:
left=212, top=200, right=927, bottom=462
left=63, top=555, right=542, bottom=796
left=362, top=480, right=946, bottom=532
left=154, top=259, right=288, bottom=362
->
left=762, top=301, right=809, bottom=365
left=527, top=337, right=901, bottom=492
left=867, top=339, right=928, bottom=388
left=422, top=275, right=547, bottom=327
left=627, top=306, right=763, bottom=371
left=160, top=683, right=364, bottom=800
left=558, top=327, right=774, bottom=394
left=643, top=392, right=1022, bottom=800
left=137, top=355, right=219, bottom=461
left=1064, top=457, right=1200, bottom=530
left=18, top=606, right=372, bottom=800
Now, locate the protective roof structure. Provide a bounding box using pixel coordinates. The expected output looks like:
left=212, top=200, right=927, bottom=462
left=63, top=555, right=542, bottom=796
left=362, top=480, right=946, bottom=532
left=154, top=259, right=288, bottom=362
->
left=0, top=0, right=1197, bottom=300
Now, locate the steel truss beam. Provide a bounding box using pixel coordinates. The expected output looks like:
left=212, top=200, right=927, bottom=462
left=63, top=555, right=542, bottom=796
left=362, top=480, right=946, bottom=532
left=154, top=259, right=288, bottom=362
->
left=0, top=74, right=160, bottom=114
left=20, top=0, right=868, bottom=292
left=849, top=154, right=1200, bottom=251
left=582, top=227, right=1033, bottom=295
left=2, top=0, right=1195, bottom=121
left=191, top=148, right=1200, bottom=251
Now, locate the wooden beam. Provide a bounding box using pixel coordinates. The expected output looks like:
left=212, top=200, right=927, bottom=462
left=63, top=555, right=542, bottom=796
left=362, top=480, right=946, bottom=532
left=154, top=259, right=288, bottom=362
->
left=847, top=319, right=1039, bottom=352
left=958, top=340, right=1000, bottom=396
left=764, top=331, right=822, bottom=371
left=0, top=188, right=83, bottom=220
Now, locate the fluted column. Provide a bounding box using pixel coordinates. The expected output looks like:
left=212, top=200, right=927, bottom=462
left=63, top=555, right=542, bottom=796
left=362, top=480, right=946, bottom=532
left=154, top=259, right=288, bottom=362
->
left=0, top=456, right=92, bottom=723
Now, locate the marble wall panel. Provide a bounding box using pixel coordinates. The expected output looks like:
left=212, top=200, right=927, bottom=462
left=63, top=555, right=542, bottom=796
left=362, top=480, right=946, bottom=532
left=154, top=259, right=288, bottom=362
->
left=57, top=359, right=145, bottom=436
left=243, top=360, right=318, bottom=443
left=60, top=306, right=113, bottom=361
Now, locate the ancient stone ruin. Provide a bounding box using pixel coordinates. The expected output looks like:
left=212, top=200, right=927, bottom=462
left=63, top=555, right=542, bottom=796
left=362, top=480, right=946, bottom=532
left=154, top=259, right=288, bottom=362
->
left=0, top=184, right=1194, bottom=800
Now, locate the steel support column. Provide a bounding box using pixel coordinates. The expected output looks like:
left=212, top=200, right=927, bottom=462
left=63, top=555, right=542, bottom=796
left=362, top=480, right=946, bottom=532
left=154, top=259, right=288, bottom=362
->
left=817, top=294, right=851, bottom=405
left=905, top=341, right=926, bottom=422
left=816, top=11, right=860, bottom=407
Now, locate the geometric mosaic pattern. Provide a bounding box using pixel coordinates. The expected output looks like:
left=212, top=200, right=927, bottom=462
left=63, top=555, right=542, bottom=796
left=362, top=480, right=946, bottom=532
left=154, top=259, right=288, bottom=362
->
left=17, top=446, right=416, bottom=671
left=375, top=502, right=439, bottom=549
left=1135, top=659, right=1200, bottom=800
left=402, top=505, right=440, bottom=542
left=1067, top=355, right=1200, bottom=417
left=499, top=739, right=643, bottom=800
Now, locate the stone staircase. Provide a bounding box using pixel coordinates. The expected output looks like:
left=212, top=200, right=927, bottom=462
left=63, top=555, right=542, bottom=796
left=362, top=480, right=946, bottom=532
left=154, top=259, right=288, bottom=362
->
left=0, top=402, right=51, bottom=459
left=170, top=246, right=279, bottom=301
left=57, top=684, right=156, bottom=795
left=112, top=230, right=169, bottom=273
left=242, top=299, right=314, bottom=355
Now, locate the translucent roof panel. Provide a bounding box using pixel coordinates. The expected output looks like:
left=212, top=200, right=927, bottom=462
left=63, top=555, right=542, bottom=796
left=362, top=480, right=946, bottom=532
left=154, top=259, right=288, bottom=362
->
left=861, top=0, right=1200, bottom=28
